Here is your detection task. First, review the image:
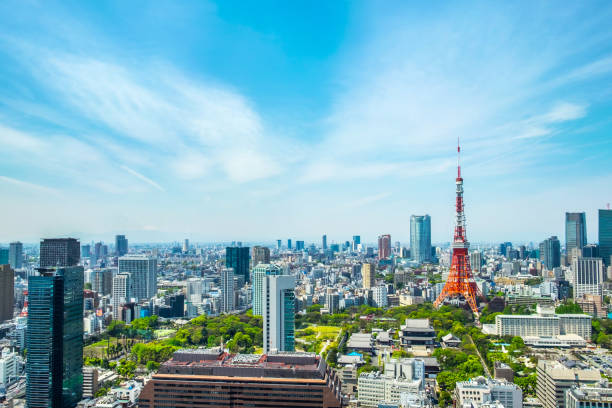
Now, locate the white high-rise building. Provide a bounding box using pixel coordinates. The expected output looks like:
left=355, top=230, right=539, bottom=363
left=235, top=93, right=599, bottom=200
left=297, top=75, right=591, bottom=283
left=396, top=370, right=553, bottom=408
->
left=182, top=239, right=189, bottom=253
left=0, top=348, right=18, bottom=386
left=118, top=256, right=157, bottom=300
left=220, top=267, right=234, bottom=313
left=263, top=274, right=295, bottom=354
left=470, top=251, right=482, bottom=273
left=572, top=257, right=604, bottom=300
left=495, top=305, right=591, bottom=340
left=252, top=264, right=282, bottom=316
left=186, top=278, right=203, bottom=304
left=372, top=285, right=388, bottom=308
left=112, top=273, right=131, bottom=320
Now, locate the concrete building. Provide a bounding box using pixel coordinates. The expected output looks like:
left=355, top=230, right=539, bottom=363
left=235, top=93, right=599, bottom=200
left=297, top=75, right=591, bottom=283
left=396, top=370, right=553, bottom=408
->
left=0, top=265, right=14, bottom=322
left=358, top=358, right=425, bottom=407
left=8, top=241, right=23, bottom=270
left=112, top=273, right=131, bottom=320
left=372, top=285, right=388, bottom=308
left=138, top=349, right=342, bottom=408
left=455, top=377, right=522, bottom=408
left=572, top=257, right=604, bottom=300
left=220, top=267, right=235, bottom=313
left=263, top=274, right=295, bottom=354
left=536, top=360, right=601, bottom=408
left=325, top=288, right=340, bottom=314
left=378, top=234, right=392, bottom=260
left=114, top=235, right=128, bottom=256
left=92, top=268, right=113, bottom=296
left=83, top=367, right=99, bottom=398
left=118, top=256, right=157, bottom=300
left=494, top=362, right=514, bottom=383
left=362, top=263, right=375, bottom=289
left=40, top=238, right=80, bottom=268
left=252, top=246, right=271, bottom=267
left=495, top=305, right=591, bottom=340
left=0, top=348, right=18, bottom=386
left=252, top=264, right=282, bottom=316
left=566, top=383, right=612, bottom=408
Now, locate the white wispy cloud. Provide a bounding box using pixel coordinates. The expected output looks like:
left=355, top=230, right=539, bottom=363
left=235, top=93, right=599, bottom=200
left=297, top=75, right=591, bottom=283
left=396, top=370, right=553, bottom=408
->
left=0, top=175, right=60, bottom=195
left=120, top=165, right=165, bottom=192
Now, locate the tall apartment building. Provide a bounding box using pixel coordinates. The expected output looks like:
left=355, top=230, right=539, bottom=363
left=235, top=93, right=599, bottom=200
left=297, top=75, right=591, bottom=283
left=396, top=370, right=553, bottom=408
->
left=92, top=268, right=114, bottom=296
left=27, top=266, right=84, bottom=408
left=536, top=360, right=601, bottom=408
left=226, top=246, right=250, bottom=283
left=410, top=215, right=431, bottom=264
left=599, top=209, right=612, bottom=266
left=40, top=238, right=80, bottom=268
left=138, top=349, right=342, bottom=408
left=220, top=267, right=234, bottom=313
left=8, top=242, right=23, bottom=270
left=378, top=234, right=391, bottom=260
left=322, top=234, right=327, bottom=250
left=362, top=263, right=375, bottom=289
left=455, top=377, right=522, bottom=408
left=540, top=236, right=561, bottom=270
left=572, top=257, right=604, bottom=300
left=325, top=288, right=340, bottom=314
left=252, top=264, right=281, bottom=316
left=0, top=265, right=14, bottom=322
left=252, top=246, right=270, bottom=267
left=470, top=251, right=483, bottom=273
left=263, top=274, right=295, bottom=354
left=114, top=235, right=128, bottom=256
left=82, top=367, right=99, bottom=399
left=112, top=273, right=131, bottom=320
left=372, top=285, right=388, bottom=308
left=118, top=256, right=157, bottom=300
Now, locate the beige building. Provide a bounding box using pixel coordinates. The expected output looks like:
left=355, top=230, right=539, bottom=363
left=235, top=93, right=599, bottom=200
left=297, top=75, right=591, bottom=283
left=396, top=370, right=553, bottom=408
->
left=536, top=360, right=601, bottom=408
left=362, top=263, right=375, bottom=289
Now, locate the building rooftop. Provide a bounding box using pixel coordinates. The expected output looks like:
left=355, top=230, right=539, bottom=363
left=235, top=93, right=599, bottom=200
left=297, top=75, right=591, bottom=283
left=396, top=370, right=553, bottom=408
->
left=159, top=348, right=326, bottom=380
left=402, top=319, right=431, bottom=329
left=537, top=360, right=601, bottom=381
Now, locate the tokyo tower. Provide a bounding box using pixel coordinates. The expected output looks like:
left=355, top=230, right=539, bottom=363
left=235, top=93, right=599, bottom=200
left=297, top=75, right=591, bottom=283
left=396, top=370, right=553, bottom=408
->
left=433, top=138, right=482, bottom=315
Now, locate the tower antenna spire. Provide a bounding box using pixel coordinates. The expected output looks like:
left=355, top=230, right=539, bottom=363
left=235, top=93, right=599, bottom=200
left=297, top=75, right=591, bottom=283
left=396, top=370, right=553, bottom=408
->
left=457, top=136, right=461, bottom=178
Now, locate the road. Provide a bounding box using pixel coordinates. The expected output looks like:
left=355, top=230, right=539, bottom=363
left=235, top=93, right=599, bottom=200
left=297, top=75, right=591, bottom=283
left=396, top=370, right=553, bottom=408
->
left=468, top=334, right=491, bottom=377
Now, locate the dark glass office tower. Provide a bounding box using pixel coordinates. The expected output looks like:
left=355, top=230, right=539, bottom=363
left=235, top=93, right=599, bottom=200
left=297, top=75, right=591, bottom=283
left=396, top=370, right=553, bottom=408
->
left=225, top=246, right=250, bottom=283
left=600, top=209, right=612, bottom=267
left=565, top=212, right=587, bottom=256
left=115, top=235, right=128, bottom=256
left=40, top=238, right=80, bottom=268
left=26, top=266, right=84, bottom=408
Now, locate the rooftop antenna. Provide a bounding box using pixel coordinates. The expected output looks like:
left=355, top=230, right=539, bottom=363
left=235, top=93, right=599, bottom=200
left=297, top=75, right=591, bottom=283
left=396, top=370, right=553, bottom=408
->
left=457, top=136, right=461, bottom=178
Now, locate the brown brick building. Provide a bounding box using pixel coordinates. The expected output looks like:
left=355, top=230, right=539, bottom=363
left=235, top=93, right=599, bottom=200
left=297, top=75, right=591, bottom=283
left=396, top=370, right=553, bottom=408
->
left=138, top=349, right=343, bottom=408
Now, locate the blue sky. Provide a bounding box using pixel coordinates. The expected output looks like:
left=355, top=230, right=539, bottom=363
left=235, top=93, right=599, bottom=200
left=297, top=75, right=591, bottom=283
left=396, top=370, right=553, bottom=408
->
left=0, top=1, right=611, bottom=245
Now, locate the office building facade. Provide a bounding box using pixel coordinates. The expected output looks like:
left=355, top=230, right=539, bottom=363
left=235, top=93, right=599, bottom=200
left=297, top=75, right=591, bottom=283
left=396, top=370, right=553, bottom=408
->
left=220, top=267, right=234, bottom=313
left=252, top=246, right=270, bottom=267
left=114, top=235, right=128, bottom=256
left=362, top=263, right=375, bottom=289
left=252, top=264, right=282, bottom=316
left=572, top=257, right=604, bottom=300
left=8, top=242, right=23, bottom=270
left=263, top=274, right=295, bottom=354
left=600, top=209, right=612, bottom=266
left=536, top=360, right=601, bottom=408
left=40, top=238, right=80, bottom=268
left=378, top=234, right=391, bottom=260
left=226, top=246, right=250, bottom=283
left=112, top=273, right=131, bottom=320
left=566, top=212, right=587, bottom=260
left=410, top=215, right=431, bottom=264
left=455, top=377, right=522, bottom=408
left=322, top=234, right=327, bottom=250
left=0, top=265, right=14, bottom=322
left=118, top=256, right=157, bottom=300
left=540, top=236, right=561, bottom=270
left=26, top=266, right=84, bottom=408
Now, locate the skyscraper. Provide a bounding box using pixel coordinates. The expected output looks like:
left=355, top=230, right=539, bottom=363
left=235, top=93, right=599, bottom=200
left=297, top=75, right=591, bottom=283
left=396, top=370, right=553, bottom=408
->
left=252, top=246, right=270, bottom=267
left=572, top=257, right=604, bottom=300
left=252, top=264, right=282, bottom=316
left=114, top=235, right=128, bottom=256
left=92, top=269, right=113, bottom=296
left=118, top=256, right=157, bottom=300
left=410, top=215, right=432, bottom=264
left=322, top=234, right=327, bottom=250
left=263, top=274, right=295, bottom=354
left=8, top=242, right=23, bottom=270
left=296, top=241, right=305, bottom=251
left=540, top=236, right=561, bottom=270
left=470, top=251, right=482, bottom=274
left=600, top=209, right=612, bottom=267
left=27, top=266, right=84, bottom=408
left=361, top=263, right=375, bottom=289
left=226, top=246, right=250, bottom=283
left=287, top=239, right=292, bottom=250
left=182, top=239, right=189, bottom=253
left=0, top=247, right=9, bottom=264
left=352, top=235, right=361, bottom=252
left=276, top=240, right=282, bottom=250
left=112, top=273, right=131, bottom=320
left=80, top=245, right=91, bottom=259
left=378, top=234, right=391, bottom=260
left=220, top=267, right=234, bottom=313
left=566, top=212, right=587, bottom=261
left=40, top=238, right=80, bottom=268
left=0, top=265, right=14, bottom=322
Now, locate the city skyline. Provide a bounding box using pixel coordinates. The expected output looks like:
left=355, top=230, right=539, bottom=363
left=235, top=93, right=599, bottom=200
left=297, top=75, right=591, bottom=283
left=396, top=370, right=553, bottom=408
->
left=0, top=1, right=611, bottom=243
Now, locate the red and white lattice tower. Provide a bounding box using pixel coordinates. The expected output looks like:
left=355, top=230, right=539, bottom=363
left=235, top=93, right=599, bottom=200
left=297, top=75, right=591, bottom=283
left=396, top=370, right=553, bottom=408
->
left=433, top=138, right=482, bottom=314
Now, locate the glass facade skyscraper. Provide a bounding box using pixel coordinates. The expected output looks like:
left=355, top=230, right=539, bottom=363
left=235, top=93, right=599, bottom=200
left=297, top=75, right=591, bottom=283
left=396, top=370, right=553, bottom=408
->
left=600, top=209, right=612, bottom=266
left=263, top=274, right=295, bottom=354
left=225, top=246, right=250, bottom=283
left=252, top=264, right=282, bottom=316
left=410, top=215, right=432, bottom=264
left=540, top=236, right=561, bottom=270
left=26, top=266, right=84, bottom=408
left=565, top=212, right=587, bottom=258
